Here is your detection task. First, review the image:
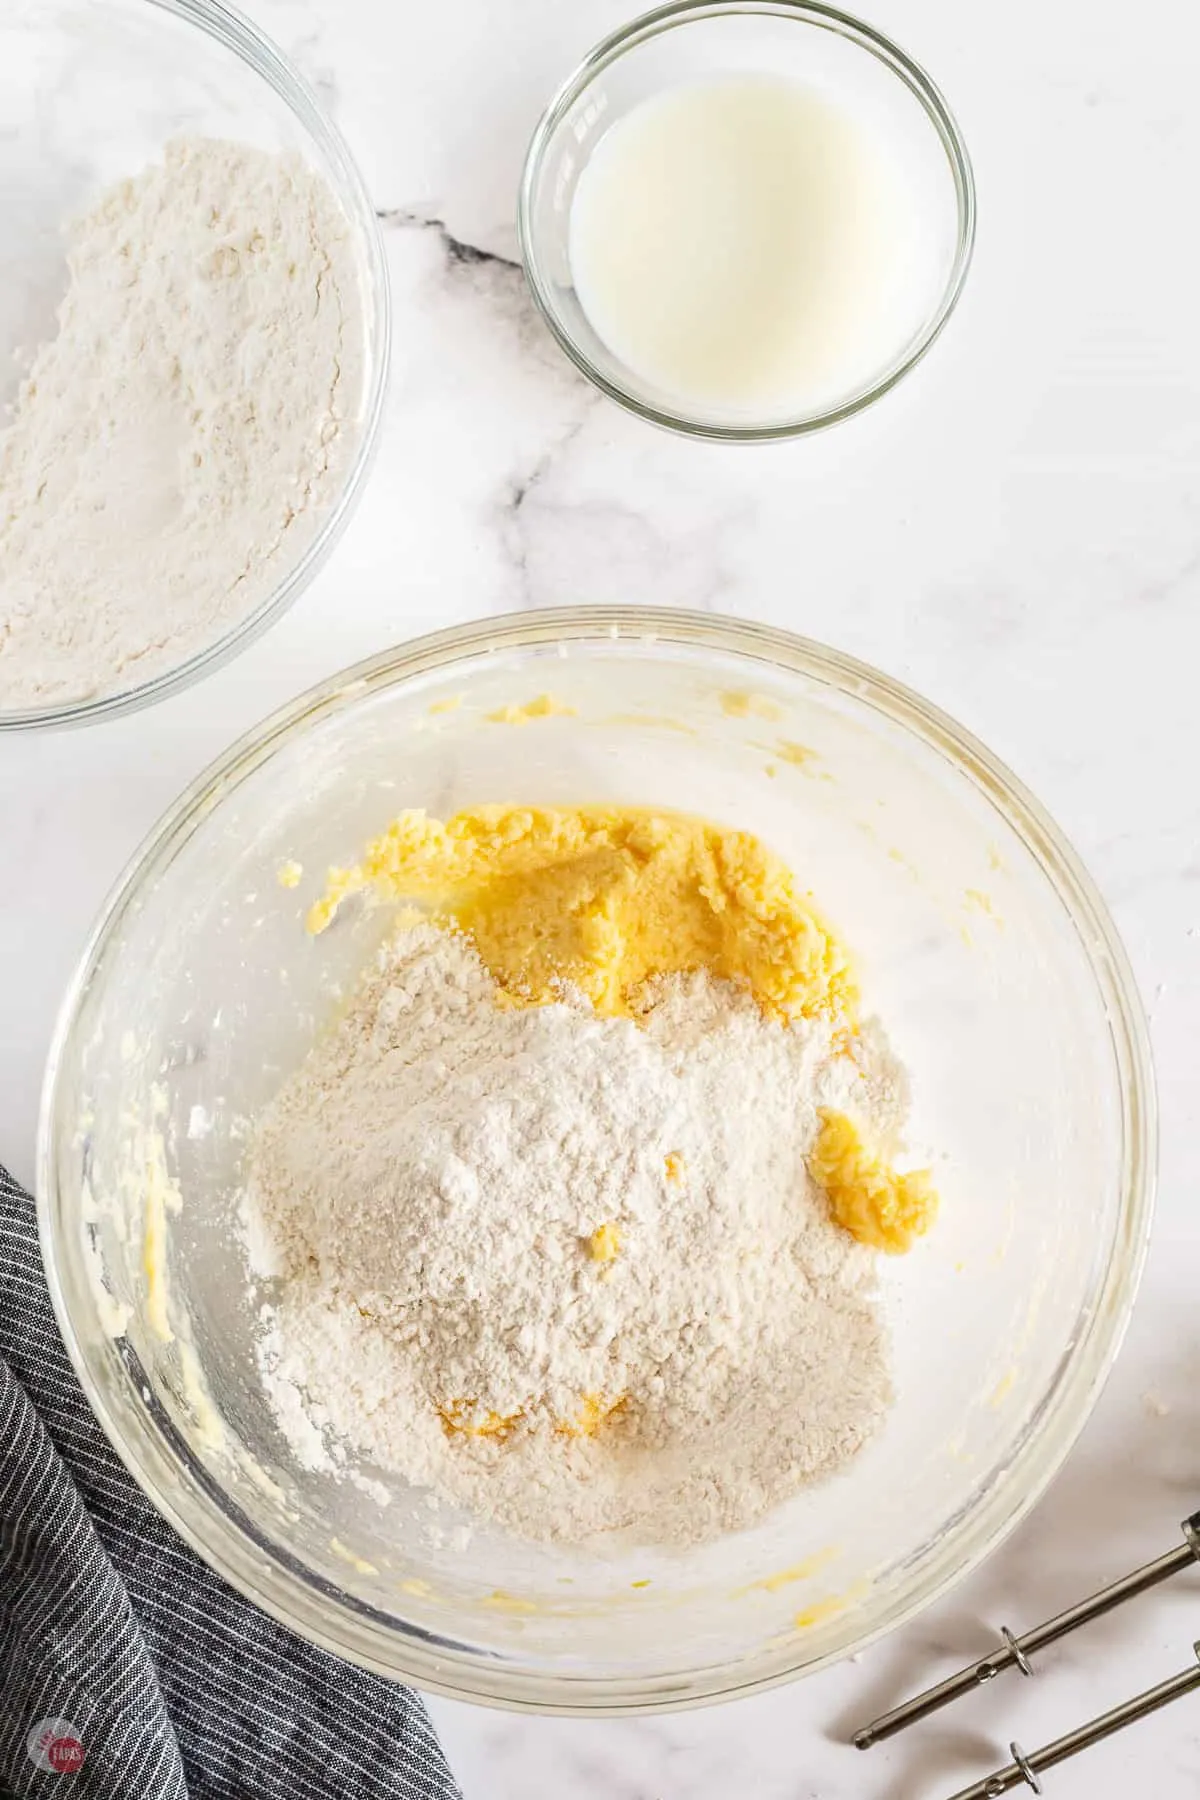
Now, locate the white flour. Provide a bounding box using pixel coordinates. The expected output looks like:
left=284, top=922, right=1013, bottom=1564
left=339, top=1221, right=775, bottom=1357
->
left=245, top=923, right=905, bottom=1547
left=0, top=137, right=362, bottom=709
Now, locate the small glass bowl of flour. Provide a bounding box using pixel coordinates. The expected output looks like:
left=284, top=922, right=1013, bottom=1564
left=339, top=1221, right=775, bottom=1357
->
left=0, top=0, right=388, bottom=730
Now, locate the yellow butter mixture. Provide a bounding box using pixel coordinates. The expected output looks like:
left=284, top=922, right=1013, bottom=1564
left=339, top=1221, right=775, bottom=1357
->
left=309, top=803, right=855, bottom=1023
left=809, top=1109, right=938, bottom=1254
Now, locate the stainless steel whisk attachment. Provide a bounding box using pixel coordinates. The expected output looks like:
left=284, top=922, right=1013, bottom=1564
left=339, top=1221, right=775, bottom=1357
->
left=943, top=1643, right=1200, bottom=1799
left=852, top=1508, right=1200, bottom=1796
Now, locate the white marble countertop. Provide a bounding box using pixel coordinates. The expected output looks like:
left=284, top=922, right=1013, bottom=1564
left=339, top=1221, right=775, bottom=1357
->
left=4, top=0, right=1200, bottom=1794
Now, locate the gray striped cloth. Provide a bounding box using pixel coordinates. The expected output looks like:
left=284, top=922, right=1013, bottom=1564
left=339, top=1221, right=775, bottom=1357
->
left=0, top=1163, right=462, bottom=1800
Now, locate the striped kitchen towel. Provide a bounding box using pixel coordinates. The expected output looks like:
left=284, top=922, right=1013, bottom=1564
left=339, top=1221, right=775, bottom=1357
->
left=0, top=1163, right=462, bottom=1800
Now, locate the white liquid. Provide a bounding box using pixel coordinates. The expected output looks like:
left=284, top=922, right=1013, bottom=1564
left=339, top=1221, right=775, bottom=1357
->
left=568, top=74, right=927, bottom=419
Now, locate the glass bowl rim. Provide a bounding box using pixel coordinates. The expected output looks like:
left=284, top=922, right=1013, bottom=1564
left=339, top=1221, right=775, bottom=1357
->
left=0, top=0, right=392, bottom=733
left=517, top=0, right=977, bottom=443
left=38, top=605, right=1155, bottom=1712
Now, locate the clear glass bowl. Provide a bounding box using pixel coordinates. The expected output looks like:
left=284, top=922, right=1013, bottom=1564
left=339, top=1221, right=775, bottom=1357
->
left=519, top=0, right=975, bottom=441
left=0, top=0, right=389, bottom=731
left=40, top=608, right=1154, bottom=1711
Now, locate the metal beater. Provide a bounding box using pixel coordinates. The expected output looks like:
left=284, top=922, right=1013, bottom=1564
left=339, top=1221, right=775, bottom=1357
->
left=852, top=1507, right=1200, bottom=1796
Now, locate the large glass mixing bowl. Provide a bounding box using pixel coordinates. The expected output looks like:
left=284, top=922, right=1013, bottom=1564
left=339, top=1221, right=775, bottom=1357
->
left=39, top=609, right=1155, bottom=1710
left=0, top=0, right=389, bottom=730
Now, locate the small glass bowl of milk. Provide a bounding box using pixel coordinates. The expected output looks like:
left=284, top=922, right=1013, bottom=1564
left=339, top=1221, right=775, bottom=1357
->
left=518, top=0, right=974, bottom=440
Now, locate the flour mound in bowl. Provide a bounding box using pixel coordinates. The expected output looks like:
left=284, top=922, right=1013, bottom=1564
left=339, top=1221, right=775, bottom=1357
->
left=244, top=921, right=909, bottom=1547
left=0, top=137, right=363, bottom=711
